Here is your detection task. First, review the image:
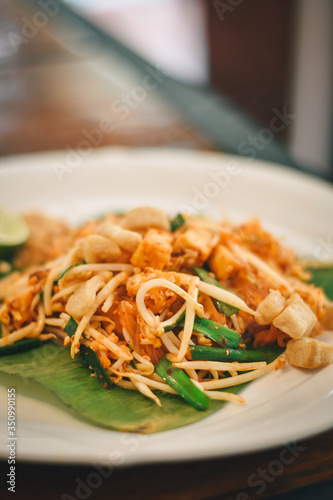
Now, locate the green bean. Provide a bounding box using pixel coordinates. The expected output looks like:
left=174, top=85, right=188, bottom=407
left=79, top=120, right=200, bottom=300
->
left=155, top=356, right=210, bottom=411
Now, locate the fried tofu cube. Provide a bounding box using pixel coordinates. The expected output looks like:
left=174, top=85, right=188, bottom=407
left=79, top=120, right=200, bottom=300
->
left=83, top=235, right=121, bottom=263
left=99, top=221, right=142, bottom=253
left=285, top=337, right=333, bottom=369
left=256, top=290, right=286, bottom=325
left=209, top=244, right=243, bottom=280
left=272, top=293, right=317, bottom=339
left=130, top=229, right=172, bottom=270
left=174, top=229, right=216, bottom=267
left=121, top=206, right=169, bottom=231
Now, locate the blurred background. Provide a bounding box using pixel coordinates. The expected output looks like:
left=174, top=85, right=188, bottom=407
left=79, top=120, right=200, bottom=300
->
left=0, top=0, right=332, bottom=179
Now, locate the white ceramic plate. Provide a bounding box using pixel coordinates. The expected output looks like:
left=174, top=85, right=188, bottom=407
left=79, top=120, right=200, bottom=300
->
left=0, top=147, right=332, bottom=466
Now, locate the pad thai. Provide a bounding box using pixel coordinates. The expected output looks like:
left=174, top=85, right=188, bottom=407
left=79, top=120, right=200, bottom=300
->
left=0, top=206, right=332, bottom=410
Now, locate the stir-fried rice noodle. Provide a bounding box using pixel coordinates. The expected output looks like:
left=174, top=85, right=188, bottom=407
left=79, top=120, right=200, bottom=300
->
left=0, top=208, right=332, bottom=407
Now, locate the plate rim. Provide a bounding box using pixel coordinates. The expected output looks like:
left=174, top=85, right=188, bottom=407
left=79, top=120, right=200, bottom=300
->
left=0, top=146, right=332, bottom=465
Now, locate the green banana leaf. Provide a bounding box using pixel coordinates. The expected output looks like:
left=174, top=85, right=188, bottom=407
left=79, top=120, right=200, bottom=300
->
left=309, top=267, right=333, bottom=300
left=0, top=266, right=331, bottom=434
left=0, top=342, right=247, bottom=433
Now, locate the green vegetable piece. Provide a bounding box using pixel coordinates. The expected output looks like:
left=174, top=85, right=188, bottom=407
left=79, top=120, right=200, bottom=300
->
left=55, top=262, right=85, bottom=283
left=0, top=342, right=246, bottom=433
left=177, top=315, right=240, bottom=348
left=127, top=344, right=137, bottom=369
left=164, top=312, right=240, bottom=347
left=64, top=316, right=78, bottom=337
left=189, top=344, right=283, bottom=364
left=308, top=267, right=333, bottom=301
left=193, top=267, right=239, bottom=317
left=163, top=311, right=185, bottom=332
left=64, top=316, right=88, bottom=341
left=170, top=213, right=186, bottom=232
left=80, top=344, right=113, bottom=389
left=0, top=339, right=43, bottom=357
left=155, top=356, right=210, bottom=411
left=192, top=317, right=240, bottom=348
left=0, top=208, right=29, bottom=259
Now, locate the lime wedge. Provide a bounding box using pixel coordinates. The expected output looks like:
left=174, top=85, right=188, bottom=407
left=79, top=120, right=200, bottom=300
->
left=0, top=209, right=30, bottom=253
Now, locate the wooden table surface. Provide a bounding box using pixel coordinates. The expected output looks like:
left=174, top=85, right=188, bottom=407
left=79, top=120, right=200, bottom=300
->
left=0, top=2, right=332, bottom=499
left=0, top=428, right=333, bottom=500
